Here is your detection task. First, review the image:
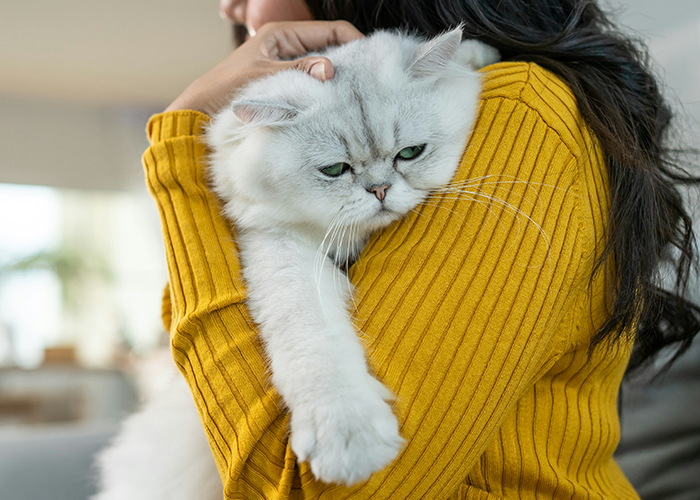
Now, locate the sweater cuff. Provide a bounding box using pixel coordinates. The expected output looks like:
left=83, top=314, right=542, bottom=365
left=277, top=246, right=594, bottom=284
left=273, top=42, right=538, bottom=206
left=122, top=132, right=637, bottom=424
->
left=147, top=110, right=211, bottom=145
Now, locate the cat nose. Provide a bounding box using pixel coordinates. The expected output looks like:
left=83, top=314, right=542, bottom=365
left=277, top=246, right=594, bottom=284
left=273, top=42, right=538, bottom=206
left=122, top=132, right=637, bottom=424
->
left=368, top=184, right=390, bottom=201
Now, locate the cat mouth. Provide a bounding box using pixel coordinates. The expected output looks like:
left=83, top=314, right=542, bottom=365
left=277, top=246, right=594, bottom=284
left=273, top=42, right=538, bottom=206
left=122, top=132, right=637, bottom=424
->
left=375, top=205, right=401, bottom=221
left=377, top=205, right=392, bottom=215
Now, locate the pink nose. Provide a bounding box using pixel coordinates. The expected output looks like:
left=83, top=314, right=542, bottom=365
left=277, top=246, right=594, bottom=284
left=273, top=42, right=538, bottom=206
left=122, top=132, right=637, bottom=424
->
left=369, top=184, right=389, bottom=201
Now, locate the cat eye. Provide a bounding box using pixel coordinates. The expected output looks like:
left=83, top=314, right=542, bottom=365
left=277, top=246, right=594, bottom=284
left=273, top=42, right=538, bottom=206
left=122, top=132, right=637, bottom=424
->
left=396, top=144, right=426, bottom=161
left=321, top=162, right=351, bottom=177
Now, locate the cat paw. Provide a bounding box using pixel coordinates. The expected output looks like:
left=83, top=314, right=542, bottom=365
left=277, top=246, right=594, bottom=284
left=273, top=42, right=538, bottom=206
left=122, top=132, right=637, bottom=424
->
left=454, top=39, right=501, bottom=70
left=290, top=383, right=404, bottom=486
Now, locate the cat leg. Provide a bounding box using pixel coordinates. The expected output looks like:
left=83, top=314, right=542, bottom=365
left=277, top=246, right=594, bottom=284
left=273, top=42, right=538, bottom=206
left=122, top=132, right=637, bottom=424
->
left=238, top=229, right=404, bottom=486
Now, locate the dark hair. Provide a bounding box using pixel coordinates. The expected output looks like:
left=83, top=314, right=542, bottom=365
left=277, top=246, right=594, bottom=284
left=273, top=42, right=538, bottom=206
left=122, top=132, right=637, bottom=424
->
left=305, top=0, right=700, bottom=372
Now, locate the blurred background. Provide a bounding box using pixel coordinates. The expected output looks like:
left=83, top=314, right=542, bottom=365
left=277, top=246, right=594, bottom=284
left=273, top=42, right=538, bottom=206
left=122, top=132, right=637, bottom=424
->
left=0, top=1, right=698, bottom=499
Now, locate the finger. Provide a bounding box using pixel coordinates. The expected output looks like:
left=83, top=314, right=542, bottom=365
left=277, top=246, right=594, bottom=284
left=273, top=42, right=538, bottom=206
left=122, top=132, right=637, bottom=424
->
left=260, top=21, right=364, bottom=59
left=288, top=56, right=335, bottom=82
left=219, top=0, right=243, bottom=23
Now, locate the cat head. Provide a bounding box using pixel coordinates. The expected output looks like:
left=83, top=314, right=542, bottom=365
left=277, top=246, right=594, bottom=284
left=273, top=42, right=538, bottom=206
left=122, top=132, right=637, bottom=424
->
left=207, top=28, right=490, bottom=240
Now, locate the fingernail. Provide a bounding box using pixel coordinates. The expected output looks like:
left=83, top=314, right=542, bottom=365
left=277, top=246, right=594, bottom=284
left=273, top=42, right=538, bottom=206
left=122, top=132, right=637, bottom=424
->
left=311, top=62, right=327, bottom=82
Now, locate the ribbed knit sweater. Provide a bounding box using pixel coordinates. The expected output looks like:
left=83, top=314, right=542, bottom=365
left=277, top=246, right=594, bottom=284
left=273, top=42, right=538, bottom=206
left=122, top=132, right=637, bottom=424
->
left=143, top=61, right=640, bottom=499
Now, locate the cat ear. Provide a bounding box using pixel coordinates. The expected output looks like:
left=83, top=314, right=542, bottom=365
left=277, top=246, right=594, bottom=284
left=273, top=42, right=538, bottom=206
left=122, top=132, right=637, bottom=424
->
left=409, top=27, right=463, bottom=79
left=231, top=99, right=299, bottom=126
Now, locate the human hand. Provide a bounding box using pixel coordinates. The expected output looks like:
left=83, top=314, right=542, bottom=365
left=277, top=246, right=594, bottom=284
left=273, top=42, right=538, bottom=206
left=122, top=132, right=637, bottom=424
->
left=165, top=21, right=364, bottom=116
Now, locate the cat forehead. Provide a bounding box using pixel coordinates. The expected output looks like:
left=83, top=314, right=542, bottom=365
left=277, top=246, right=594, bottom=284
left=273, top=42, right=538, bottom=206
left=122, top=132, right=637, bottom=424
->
left=324, top=31, right=419, bottom=79
left=285, top=101, right=433, bottom=167
left=274, top=78, right=439, bottom=164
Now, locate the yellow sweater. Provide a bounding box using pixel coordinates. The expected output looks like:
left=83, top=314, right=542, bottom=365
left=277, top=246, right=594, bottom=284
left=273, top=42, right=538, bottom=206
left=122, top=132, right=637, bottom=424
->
left=143, top=62, right=639, bottom=499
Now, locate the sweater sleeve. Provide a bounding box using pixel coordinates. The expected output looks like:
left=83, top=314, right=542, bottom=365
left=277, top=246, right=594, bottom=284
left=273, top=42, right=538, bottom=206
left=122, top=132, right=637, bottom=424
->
left=143, top=63, right=596, bottom=500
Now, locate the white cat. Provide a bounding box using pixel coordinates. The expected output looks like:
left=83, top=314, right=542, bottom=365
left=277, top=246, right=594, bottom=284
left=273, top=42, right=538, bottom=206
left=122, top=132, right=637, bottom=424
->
left=94, top=28, right=498, bottom=499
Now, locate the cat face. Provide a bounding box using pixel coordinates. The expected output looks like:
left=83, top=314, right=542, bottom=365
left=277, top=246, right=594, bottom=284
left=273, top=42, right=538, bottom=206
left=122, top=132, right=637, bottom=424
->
left=207, top=29, right=484, bottom=242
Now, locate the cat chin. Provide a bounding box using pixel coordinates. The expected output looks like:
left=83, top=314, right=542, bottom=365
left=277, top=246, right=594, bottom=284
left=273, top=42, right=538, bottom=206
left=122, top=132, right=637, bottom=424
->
left=375, top=206, right=404, bottom=222
left=360, top=210, right=404, bottom=233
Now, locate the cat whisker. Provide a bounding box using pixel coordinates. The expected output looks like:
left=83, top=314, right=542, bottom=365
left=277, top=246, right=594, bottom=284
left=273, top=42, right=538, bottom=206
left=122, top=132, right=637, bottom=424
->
left=315, top=216, right=335, bottom=271
left=422, top=189, right=519, bottom=230
left=441, top=174, right=532, bottom=192
left=347, top=219, right=361, bottom=315
left=435, top=190, right=529, bottom=227
left=428, top=197, right=511, bottom=234
left=334, top=219, right=352, bottom=303
left=476, top=193, right=552, bottom=265
left=442, top=174, right=576, bottom=208
left=416, top=201, right=470, bottom=224
left=409, top=207, right=432, bottom=221
left=314, top=224, right=332, bottom=297
left=320, top=213, right=355, bottom=318
left=424, top=189, right=551, bottom=261
left=436, top=189, right=538, bottom=211
left=315, top=213, right=344, bottom=305
left=427, top=188, right=535, bottom=224
left=438, top=181, right=541, bottom=210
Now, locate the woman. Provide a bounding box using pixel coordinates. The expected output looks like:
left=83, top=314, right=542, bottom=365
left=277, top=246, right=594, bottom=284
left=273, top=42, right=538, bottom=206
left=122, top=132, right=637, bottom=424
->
left=144, top=0, right=700, bottom=498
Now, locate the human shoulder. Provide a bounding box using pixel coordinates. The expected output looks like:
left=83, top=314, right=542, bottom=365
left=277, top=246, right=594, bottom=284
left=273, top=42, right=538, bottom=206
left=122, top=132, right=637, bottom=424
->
left=470, top=61, right=608, bottom=299
left=478, top=61, right=594, bottom=159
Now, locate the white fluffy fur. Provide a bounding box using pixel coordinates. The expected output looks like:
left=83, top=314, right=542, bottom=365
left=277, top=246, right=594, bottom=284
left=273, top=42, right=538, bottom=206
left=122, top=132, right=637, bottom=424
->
left=94, top=29, right=497, bottom=497
left=94, top=374, right=221, bottom=500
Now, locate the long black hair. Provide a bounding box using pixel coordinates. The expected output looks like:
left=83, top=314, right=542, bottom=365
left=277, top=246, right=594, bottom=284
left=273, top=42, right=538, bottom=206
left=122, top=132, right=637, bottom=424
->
left=304, top=0, right=700, bottom=372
